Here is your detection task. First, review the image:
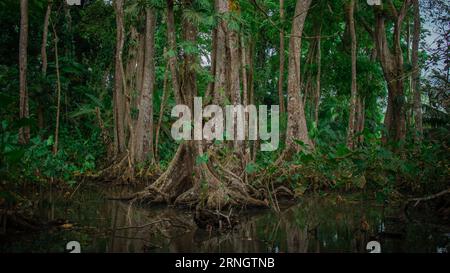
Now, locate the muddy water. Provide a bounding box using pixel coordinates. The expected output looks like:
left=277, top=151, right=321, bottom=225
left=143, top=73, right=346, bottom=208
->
left=1, top=184, right=449, bottom=253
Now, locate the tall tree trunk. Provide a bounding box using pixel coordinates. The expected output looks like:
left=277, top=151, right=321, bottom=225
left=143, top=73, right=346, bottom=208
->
left=247, top=39, right=257, bottom=161
left=38, top=1, right=52, bottom=131
left=41, top=2, right=51, bottom=76
left=412, top=0, right=423, bottom=142
left=285, top=0, right=313, bottom=153
left=19, top=0, right=30, bottom=144
left=241, top=35, right=251, bottom=181
left=52, top=25, right=61, bottom=155
left=113, top=0, right=126, bottom=156
left=346, top=0, right=357, bottom=149
left=227, top=1, right=243, bottom=151
left=155, top=61, right=170, bottom=162
left=356, top=95, right=365, bottom=144
left=134, top=8, right=157, bottom=163
left=372, top=1, right=411, bottom=146
left=167, top=0, right=182, bottom=104
left=278, top=0, right=286, bottom=116
left=314, top=28, right=321, bottom=127
left=212, top=0, right=229, bottom=105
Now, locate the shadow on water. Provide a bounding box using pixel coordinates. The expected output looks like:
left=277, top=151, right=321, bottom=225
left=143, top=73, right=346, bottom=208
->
left=1, top=183, right=449, bottom=253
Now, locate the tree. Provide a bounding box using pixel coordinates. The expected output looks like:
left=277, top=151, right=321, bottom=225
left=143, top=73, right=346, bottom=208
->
left=19, top=0, right=29, bottom=144
left=367, top=0, right=412, bottom=146
left=134, top=7, right=156, bottom=163
left=52, top=23, right=62, bottom=155
left=113, top=0, right=126, bottom=157
left=278, top=0, right=286, bottom=116
left=133, top=0, right=265, bottom=211
left=284, top=0, right=313, bottom=154
left=38, top=1, right=52, bottom=130
left=346, top=0, right=357, bottom=149
left=411, top=0, right=422, bottom=142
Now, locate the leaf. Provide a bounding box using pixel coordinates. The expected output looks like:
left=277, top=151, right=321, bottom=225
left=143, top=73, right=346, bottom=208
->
left=4, top=149, right=25, bottom=164
left=46, top=136, right=54, bottom=146
left=245, top=162, right=258, bottom=174
left=70, top=105, right=95, bottom=118
left=195, top=154, right=209, bottom=165
left=85, top=93, right=103, bottom=107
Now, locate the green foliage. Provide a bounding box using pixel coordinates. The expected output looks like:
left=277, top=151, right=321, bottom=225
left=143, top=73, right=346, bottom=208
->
left=195, top=153, right=209, bottom=165
left=1, top=118, right=103, bottom=186
left=267, top=127, right=450, bottom=201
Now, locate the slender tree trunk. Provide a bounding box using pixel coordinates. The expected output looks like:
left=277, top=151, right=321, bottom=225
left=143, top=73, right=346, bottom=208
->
left=41, top=1, right=51, bottom=76
left=167, top=0, right=182, bottom=104
left=412, top=0, right=423, bottom=142
left=247, top=39, right=257, bottom=161
left=52, top=25, right=61, bottom=155
left=134, top=8, right=157, bottom=163
left=285, top=0, right=313, bottom=152
left=206, top=28, right=217, bottom=102
left=241, top=37, right=249, bottom=109
left=155, top=60, right=170, bottom=162
left=356, top=95, right=365, bottom=144
left=113, top=0, right=126, bottom=156
left=278, top=0, right=286, bottom=116
left=314, top=29, right=321, bottom=127
left=19, top=0, right=30, bottom=144
left=241, top=35, right=251, bottom=181
left=38, top=1, right=52, bottom=131
left=346, top=0, right=357, bottom=149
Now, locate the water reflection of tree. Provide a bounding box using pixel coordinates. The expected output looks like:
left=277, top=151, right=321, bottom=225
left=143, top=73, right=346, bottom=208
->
left=102, top=193, right=384, bottom=253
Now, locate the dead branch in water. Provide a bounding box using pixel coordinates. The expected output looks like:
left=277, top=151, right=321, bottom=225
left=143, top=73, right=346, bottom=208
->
left=114, top=218, right=171, bottom=230
left=407, top=188, right=450, bottom=207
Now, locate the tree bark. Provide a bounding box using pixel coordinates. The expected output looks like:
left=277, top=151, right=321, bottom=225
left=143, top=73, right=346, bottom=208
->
left=212, top=0, right=229, bottom=105
left=155, top=61, right=170, bottom=162
left=19, top=0, right=30, bottom=144
left=314, top=29, right=321, bottom=127
left=38, top=1, right=52, bottom=131
left=285, top=0, right=313, bottom=152
left=227, top=1, right=243, bottom=151
left=412, top=0, right=423, bottom=142
left=52, top=25, right=61, bottom=155
left=134, top=8, right=157, bottom=163
left=346, top=0, right=357, bottom=149
left=278, top=0, right=286, bottom=116
left=41, top=1, right=51, bottom=76
left=113, top=0, right=126, bottom=156
left=166, top=0, right=182, bottom=104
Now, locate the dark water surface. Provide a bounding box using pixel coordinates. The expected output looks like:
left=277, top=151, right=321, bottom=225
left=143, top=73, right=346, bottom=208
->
left=1, top=184, right=449, bottom=253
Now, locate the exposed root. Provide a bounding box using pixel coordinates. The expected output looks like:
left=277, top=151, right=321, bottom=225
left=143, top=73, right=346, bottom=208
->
left=131, top=142, right=268, bottom=214
left=98, top=149, right=161, bottom=184
left=97, top=152, right=135, bottom=184
left=133, top=143, right=194, bottom=205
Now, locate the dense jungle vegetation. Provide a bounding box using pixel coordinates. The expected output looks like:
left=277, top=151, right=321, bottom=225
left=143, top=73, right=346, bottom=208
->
left=0, top=0, right=449, bottom=234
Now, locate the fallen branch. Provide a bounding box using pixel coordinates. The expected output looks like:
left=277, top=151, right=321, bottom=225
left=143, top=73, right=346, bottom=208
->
left=407, top=188, right=450, bottom=207
left=114, top=219, right=170, bottom=230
